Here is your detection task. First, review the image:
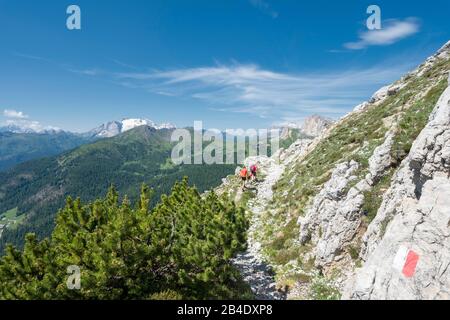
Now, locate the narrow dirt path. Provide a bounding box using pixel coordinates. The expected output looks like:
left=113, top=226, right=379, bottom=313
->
left=232, top=157, right=286, bottom=300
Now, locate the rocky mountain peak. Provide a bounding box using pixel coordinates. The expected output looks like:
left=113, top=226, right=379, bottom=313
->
left=88, top=118, right=176, bottom=138
left=301, top=115, right=334, bottom=137
left=279, top=115, right=334, bottom=138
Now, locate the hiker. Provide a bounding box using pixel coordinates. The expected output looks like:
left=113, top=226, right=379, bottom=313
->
left=239, top=166, right=248, bottom=190
left=250, top=163, right=258, bottom=181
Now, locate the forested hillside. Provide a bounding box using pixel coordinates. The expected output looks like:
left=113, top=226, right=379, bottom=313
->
left=0, top=131, right=95, bottom=171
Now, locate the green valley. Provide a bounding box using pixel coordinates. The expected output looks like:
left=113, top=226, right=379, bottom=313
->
left=0, top=126, right=237, bottom=253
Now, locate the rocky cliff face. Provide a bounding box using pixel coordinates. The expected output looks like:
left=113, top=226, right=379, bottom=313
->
left=301, top=115, right=334, bottom=137
left=220, top=41, right=450, bottom=300
left=279, top=115, right=334, bottom=139
left=344, top=77, right=450, bottom=300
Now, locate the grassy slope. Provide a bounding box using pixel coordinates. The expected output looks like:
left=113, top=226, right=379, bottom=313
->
left=1, top=208, right=18, bottom=220
left=279, top=129, right=312, bottom=149
left=0, top=207, right=25, bottom=231
left=253, top=57, right=450, bottom=294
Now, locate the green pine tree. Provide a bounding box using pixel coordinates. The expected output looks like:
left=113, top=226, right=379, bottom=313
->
left=0, top=178, right=252, bottom=300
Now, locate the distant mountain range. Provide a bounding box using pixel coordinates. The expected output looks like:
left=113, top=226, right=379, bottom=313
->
left=0, top=118, right=176, bottom=171
left=0, top=124, right=62, bottom=135
left=0, top=117, right=176, bottom=137
left=0, top=116, right=329, bottom=171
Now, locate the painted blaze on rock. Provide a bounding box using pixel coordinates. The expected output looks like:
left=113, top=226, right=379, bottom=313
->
left=392, top=246, right=420, bottom=278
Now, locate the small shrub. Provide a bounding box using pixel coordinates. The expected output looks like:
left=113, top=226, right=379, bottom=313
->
left=348, top=245, right=360, bottom=261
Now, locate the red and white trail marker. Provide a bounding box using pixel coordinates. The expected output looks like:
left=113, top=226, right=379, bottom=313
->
left=392, top=245, right=420, bottom=278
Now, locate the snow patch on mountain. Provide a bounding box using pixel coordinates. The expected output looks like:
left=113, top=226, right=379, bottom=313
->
left=89, top=118, right=176, bottom=138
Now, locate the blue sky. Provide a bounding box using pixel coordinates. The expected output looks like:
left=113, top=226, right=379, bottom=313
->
left=0, top=0, right=449, bottom=132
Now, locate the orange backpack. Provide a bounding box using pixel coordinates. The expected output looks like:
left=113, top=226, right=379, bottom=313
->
left=240, top=168, right=248, bottom=177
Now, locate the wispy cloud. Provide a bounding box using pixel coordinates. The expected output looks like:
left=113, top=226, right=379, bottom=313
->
left=13, top=52, right=49, bottom=62
left=110, top=59, right=139, bottom=70
left=249, top=0, right=278, bottom=19
left=68, top=68, right=103, bottom=76
left=3, top=109, right=29, bottom=119
left=11, top=50, right=418, bottom=124
left=13, top=51, right=105, bottom=77
left=116, top=62, right=415, bottom=121
left=344, top=18, right=420, bottom=50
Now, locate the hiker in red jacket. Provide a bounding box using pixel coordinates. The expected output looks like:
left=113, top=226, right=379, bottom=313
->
left=250, top=163, right=258, bottom=181
left=239, top=166, right=248, bottom=190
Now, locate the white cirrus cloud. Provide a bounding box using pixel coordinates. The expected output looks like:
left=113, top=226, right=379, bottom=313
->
left=3, top=109, right=29, bottom=119
left=344, top=18, right=420, bottom=50
left=115, top=61, right=416, bottom=121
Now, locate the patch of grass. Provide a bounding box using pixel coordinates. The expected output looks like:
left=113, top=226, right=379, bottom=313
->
left=278, top=272, right=312, bottom=293
left=391, top=78, right=448, bottom=165
left=0, top=207, right=25, bottom=231
left=380, top=216, right=393, bottom=237
left=308, top=276, right=341, bottom=300
left=348, top=245, right=360, bottom=261
left=7, top=214, right=25, bottom=230
left=239, top=189, right=256, bottom=208
left=300, top=256, right=316, bottom=273
left=0, top=207, right=18, bottom=220
left=265, top=218, right=302, bottom=265
left=280, top=129, right=312, bottom=149
left=271, top=247, right=299, bottom=266
left=294, top=272, right=312, bottom=284
left=362, top=168, right=396, bottom=223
